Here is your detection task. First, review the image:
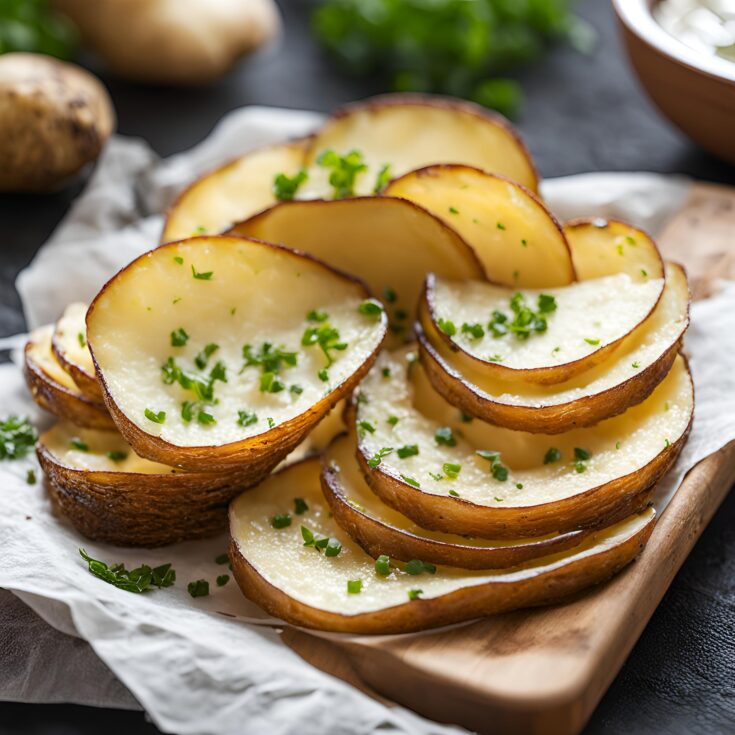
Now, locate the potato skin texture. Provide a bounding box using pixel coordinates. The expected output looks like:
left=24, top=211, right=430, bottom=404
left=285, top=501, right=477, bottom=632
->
left=0, top=53, right=114, bottom=192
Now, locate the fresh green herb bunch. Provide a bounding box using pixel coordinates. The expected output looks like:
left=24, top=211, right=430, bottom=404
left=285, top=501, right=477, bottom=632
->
left=312, top=0, right=592, bottom=118
left=0, top=416, right=37, bottom=460
left=0, top=0, right=78, bottom=59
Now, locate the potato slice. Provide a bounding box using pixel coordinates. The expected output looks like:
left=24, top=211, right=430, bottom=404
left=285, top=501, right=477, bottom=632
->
left=161, top=140, right=308, bottom=244
left=419, top=263, right=690, bottom=433
left=87, top=236, right=387, bottom=472
left=230, top=456, right=655, bottom=634
left=351, top=347, right=691, bottom=538
left=51, top=302, right=102, bottom=399
left=322, top=434, right=595, bottom=569
left=423, top=268, right=664, bottom=384
left=24, top=325, right=114, bottom=430
left=384, top=166, right=574, bottom=287
left=566, top=218, right=665, bottom=281
left=303, top=94, right=539, bottom=196
left=38, top=423, right=251, bottom=547
left=228, top=196, right=485, bottom=345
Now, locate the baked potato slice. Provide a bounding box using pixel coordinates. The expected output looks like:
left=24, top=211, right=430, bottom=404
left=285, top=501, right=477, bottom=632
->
left=161, top=140, right=308, bottom=243
left=38, top=423, right=252, bottom=546
left=24, top=326, right=114, bottom=430
left=322, top=434, right=595, bottom=569
left=303, top=94, right=539, bottom=196
left=86, top=236, right=387, bottom=472
left=51, top=302, right=102, bottom=399
left=228, top=196, right=485, bottom=345
left=350, top=347, right=691, bottom=538
left=418, top=263, right=690, bottom=433
left=384, top=166, right=574, bottom=287
left=566, top=218, right=665, bottom=281
left=229, top=456, right=656, bottom=634
left=422, top=265, right=664, bottom=385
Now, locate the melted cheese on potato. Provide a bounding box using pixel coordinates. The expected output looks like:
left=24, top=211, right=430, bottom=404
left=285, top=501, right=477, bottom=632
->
left=53, top=302, right=97, bottom=381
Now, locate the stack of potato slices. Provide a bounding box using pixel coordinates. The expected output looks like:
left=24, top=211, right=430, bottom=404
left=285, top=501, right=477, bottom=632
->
left=26, top=94, right=692, bottom=634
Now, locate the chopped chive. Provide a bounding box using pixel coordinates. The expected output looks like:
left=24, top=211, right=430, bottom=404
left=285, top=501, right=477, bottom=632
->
left=434, top=426, right=456, bottom=447
left=400, top=474, right=420, bottom=488
left=408, top=589, right=423, bottom=600
left=358, top=300, right=384, bottom=317
left=375, top=555, right=391, bottom=576
left=347, top=579, right=363, bottom=594
left=397, top=444, right=419, bottom=459
left=106, top=450, right=128, bottom=462
left=271, top=514, right=292, bottom=529
left=70, top=438, right=88, bottom=451
left=543, top=447, right=561, bottom=464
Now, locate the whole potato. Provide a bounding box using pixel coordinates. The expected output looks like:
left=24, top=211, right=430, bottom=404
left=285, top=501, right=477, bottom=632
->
left=53, top=0, right=281, bottom=85
left=0, top=53, right=115, bottom=192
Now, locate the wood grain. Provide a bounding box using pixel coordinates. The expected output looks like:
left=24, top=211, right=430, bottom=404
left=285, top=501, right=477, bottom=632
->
left=280, top=182, right=735, bottom=735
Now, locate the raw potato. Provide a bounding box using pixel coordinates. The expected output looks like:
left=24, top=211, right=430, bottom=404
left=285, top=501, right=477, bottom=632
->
left=384, top=166, right=574, bottom=287
left=52, top=302, right=102, bottom=399
left=322, top=434, right=595, bottom=569
left=229, top=196, right=485, bottom=345
left=38, top=423, right=255, bottom=546
left=53, top=0, right=281, bottom=85
left=423, top=270, right=664, bottom=384
left=303, top=94, right=539, bottom=196
left=351, top=347, right=692, bottom=538
left=86, top=236, right=387, bottom=472
left=229, top=456, right=656, bottom=634
left=162, top=140, right=308, bottom=244
left=24, top=326, right=114, bottom=430
left=0, top=53, right=114, bottom=192
left=418, top=263, right=690, bottom=433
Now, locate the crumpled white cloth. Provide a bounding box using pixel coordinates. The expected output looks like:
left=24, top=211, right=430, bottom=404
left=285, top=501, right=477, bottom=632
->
left=1, top=104, right=732, bottom=735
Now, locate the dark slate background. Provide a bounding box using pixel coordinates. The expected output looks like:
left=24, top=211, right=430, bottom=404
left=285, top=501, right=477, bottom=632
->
left=1, top=0, right=733, bottom=733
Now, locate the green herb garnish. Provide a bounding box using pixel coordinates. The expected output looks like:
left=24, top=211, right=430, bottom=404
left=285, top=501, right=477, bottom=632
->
left=273, top=169, right=308, bottom=201
left=216, top=574, right=230, bottom=587
left=316, top=148, right=367, bottom=198
left=368, top=447, right=393, bottom=468
left=294, top=497, right=309, bottom=515
left=215, top=554, right=229, bottom=565
left=106, top=451, right=128, bottom=462
left=397, top=444, right=419, bottom=459
left=358, top=299, right=384, bottom=317
left=476, top=450, right=508, bottom=481
left=347, top=579, right=363, bottom=594
left=194, top=343, right=219, bottom=369
left=400, top=474, right=420, bottom=488
left=271, top=513, right=292, bottom=529
left=70, top=438, right=88, bottom=451
left=375, top=555, right=391, bottom=576
left=144, top=408, right=166, bottom=424
left=543, top=447, right=561, bottom=464
left=0, top=417, right=38, bottom=460
left=77, top=332, right=86, bottom=348
left=26, top=469, right=36, bottom=485
left=80, top=549, right=175, bottom=594
left=170, top=328, right=189, bottom=347
left=191, top=266, right=213, bottom=280
left=405, top=559, right=437, bottom=575
left=408, top=589, right=423, bottom=601
left=237, top=410, right=258, bottom=427
left=461, top=322, right=485, bottom=340
left=374, top=163, right=392, bottom=193
left=437, top=318, right=456, bottom=336
left=187, top=579, right=209, bottom=597
left=302, top=323, right=347, bottom=368
left=434, top=426, right=456, bottom=447
left=442, top=462, right=461, bottom=480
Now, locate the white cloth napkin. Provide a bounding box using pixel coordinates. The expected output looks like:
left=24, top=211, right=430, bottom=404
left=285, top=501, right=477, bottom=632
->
left=1, top=104, right=731, bottom=735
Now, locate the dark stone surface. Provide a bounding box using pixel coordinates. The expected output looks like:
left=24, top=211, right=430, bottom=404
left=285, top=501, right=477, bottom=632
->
left=0, top=0, right=733, bottom=733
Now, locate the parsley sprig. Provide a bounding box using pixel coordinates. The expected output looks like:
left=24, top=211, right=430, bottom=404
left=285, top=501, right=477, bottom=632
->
left=80, top=549, right=175, bottom=593
left=488, top=292, right=557, bottom=341
left=316, top=148, right=368, bottom=198
left=273, top=169, right=308, bottom=201
left=302, top=322, right=347, bottom=370
left=0, top=416, right=37, bottom=460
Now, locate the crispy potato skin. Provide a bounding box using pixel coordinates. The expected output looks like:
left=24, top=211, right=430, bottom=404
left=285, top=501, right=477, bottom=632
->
left=0, top=53, right=114, bottom=192
left=37, top=437, right=263, bottom=547
left=87, top=236, right=387, bottom=472
left=420, top=274, right=663, bottom=386
left=229, top=511, right=654, bottom=634
left=416, top=321, right=683, bottom=434
left=23, top=341, right=115, bottom=430
left=354, top=413, right=688, bottom=539
left=320, top=438, right=594, bottom=569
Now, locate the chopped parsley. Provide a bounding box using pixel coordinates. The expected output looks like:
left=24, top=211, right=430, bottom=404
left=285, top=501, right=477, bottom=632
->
left=260, top=372, right=285, bottom=393
left=216, top=574, right=230, bottom=587
left=271, top=513, right=292, bottom=529
left=461, top=322, right=485, bottom=340
left=106, top=451, right=128, bottom=462
left=80, top=549, right=175, bottom=593
left=405, top=559, right=437, bottom=575
left=574, top=446, right=591, bottom=473
left=397, top=444, right=419, bottom=459
left=215, top=554, right=229, bottom=565
left=367, top=446, right=393, bottom=468
left=496, top=221, right=506, bottom=230
left=316, top=148, right=367, bottom=198
left=373, top=163, right=391, bottom=193
left=476, top=450, right=508, bottom=481
left=300, top=525, right=342, bottom=556
left=632, top=361, right=641, bottom=369
left=173, top=256, right=184, bottom=265
left=237, top=410, right=258, bottom=427
left=434, top=426, right=456, bottom=447
left=302, top=323, right=347, bottom=369
left=170, top=328, right=189, bottom=347
left=162, top=356, right=226, bottom=402
left=273, top=169, right=308, bottom=201
left=144, top=409, right=166, bottom=424
left=347, top=579, right=363, bottom=594
left=382, top=367, right=391, bottom=378
left=400, top=474, right=420, bottom=488
left=408, top=589, right=423, bottom=600
left=488, top=292, right=556, bottom=340
left=459, top=411, right=473, bottom=423
left=358, top=420, right=376, bottom=438
left=375, top=555, right=391, bottom=576
left=448, top=206, right=459, bottom=214
left=77, top=332, right=86, bottom=348
left=307, top=309, right=329, bottom=322
left=0, top=417, right=37, bottom=460
left=187, top=579, right=209, bottom=597
left=267, top=417, right=275, bottom=429
left=293, top=497, right=309, bottom=515
left=70, top=438, right=88, bottom=452
left=387, top=415, right=399, bottom=426
left=543, top=447, right=561, bottom=464
left=437, top=318, right=457, bottom=336
left=194, top=343, right=219, bottom=370
left=383, top=287, right=397, bottom=303
left=318, top=368, right=329, bottom=382
left=358, top=299, right=384, bottom=317
left=26, top=469, right=36, bottom=485
left=290, top=384, right=304, bottom=395
left=191, top=265, right=213, bottom=280
left=448, top=489, right=460, bottom=497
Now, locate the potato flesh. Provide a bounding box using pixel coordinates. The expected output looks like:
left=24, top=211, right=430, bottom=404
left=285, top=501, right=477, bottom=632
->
left=430, top=274, right=663, bottom=371
left=327, top=434, right=574, bottom=549
left=303, top=102, right=538, bottom=196
left=88, top=239, right=386, bottom=448
left=162, top=143, right=306, bottom=243
left=385, top=168, right=573, bottom=287
left=53, top=302, right=96, bottom=381
left=232, top=197, right=485, bottom=339
left=41, top=423, right=173, bottom=475
left=230, top=458, right=654, bottom=615
left=425, top=263, right=688, bottom=408
left=28, top=326, right=85, bottom=393
left=356, top=347, right=691, bottom=509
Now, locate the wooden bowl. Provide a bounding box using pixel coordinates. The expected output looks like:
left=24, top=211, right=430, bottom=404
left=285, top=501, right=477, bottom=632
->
left=612, top=0, right=735, bottom=165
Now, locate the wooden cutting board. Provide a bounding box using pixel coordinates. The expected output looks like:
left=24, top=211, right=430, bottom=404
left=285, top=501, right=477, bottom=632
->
left=279, top=181, right=735, bottom=735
